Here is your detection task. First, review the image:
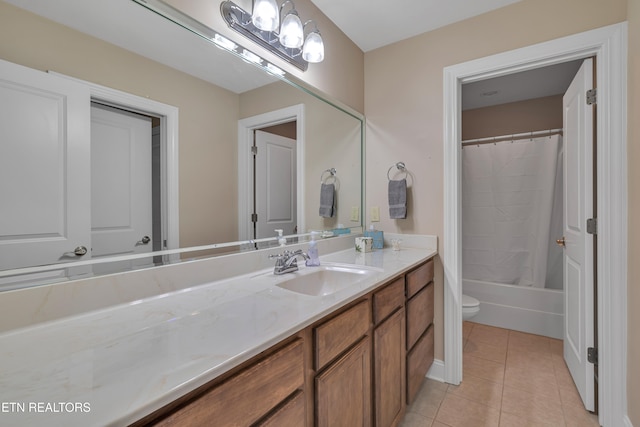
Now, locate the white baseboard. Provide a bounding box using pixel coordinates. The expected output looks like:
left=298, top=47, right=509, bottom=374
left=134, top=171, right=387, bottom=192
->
left=623, top=415, right=634, bottom=427
left=426, top=359, right=445, bottom=383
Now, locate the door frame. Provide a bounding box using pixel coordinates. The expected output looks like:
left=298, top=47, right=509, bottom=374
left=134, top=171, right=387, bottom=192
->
left=51, top=72, right=180, bottom=251
left=237, top=104, right=305, bottom=240
left=442, top=22, right=628, bottom=426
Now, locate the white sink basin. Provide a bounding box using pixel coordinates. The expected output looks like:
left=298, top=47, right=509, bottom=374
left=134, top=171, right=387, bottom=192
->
left=275, top=264, right=378, bottom=297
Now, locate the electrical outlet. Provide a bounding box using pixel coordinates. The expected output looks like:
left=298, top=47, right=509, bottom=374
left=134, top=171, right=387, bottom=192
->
left=370, top=206, right=380, bottom=222
left=350, top=206, right=359, bottom=222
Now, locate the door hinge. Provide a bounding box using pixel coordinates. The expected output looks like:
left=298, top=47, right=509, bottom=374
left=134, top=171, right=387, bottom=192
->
left=251, top=145, right=258, bottom=155
left=586, top=88, right=597, bottom=105
left=251, top=213, right=258, bottom=223
left=586, top=218, right=597, bottom=235
left=587, top=347, right=598, bottom=365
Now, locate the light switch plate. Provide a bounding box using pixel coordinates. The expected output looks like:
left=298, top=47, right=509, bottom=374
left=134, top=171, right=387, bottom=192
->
left=370, top=206, right=380, bottom=222
left=350, top=206, right=359, bottom=222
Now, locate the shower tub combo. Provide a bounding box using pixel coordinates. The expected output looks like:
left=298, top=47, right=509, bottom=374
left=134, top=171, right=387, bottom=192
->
left=461, top=132, right=564, bottom=339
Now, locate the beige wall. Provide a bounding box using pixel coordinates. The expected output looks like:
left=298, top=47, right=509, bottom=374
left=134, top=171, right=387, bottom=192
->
left=0, top=1, right=242, bottom=249
left=166, top=0, right=364, bottom=112
left=462, top=95, right=563, bottom=140
left=627, top=0, right=639, bottom=424
left=364, top=0, right=627, bottom=373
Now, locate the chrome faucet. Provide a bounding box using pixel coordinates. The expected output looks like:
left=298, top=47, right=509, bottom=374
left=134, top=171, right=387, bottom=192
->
left=270, top=249, right=310, bottom=275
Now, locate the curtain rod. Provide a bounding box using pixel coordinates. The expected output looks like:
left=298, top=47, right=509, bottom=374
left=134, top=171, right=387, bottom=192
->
left=461, top=128, right=563, bottom=146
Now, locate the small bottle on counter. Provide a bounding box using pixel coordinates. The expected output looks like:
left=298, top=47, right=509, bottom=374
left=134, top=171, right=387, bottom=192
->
left=306, top=232, right=320, bottom=266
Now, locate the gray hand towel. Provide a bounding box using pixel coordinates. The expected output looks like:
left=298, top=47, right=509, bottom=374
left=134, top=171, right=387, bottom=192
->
left=388, top=178, right=407, bottom=219
left=319, top=183, right=335, bottom=218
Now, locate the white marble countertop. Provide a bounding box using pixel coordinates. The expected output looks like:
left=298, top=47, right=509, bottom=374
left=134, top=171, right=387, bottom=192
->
left=0, top=239, right=436, bottom=427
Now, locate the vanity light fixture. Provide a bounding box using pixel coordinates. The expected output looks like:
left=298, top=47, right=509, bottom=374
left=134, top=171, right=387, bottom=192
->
left=221, top=0, right=324, bottom=71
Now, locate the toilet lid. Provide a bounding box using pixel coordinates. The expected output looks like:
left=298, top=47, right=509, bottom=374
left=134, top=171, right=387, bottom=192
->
left=462, top=294, right=480, bottom=308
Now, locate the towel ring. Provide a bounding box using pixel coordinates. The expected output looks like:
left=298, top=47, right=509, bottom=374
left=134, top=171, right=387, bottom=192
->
left=387, top=162, right=408, bottom=181
left=320, top=168, right=337, bottom=184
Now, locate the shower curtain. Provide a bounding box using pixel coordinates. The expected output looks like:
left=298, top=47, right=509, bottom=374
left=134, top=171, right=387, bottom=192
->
left=461, top=134, right=562, bottom=288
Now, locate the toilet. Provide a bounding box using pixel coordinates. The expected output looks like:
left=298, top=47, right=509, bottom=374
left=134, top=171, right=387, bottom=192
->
left=462, top=294, right=480, bottom=320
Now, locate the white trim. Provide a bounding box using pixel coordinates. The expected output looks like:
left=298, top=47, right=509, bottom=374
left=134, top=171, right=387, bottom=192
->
left=443, top=22, right=628, bottom=426
left=426, top=359, right=445, bottom=383
left=237, top=104, right=305, bottom=240
left=49, top=72, right=180, bottom=251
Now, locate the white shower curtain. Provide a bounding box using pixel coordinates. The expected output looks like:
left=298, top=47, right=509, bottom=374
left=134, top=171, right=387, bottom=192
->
left=461, top=134, right=562, bottom=288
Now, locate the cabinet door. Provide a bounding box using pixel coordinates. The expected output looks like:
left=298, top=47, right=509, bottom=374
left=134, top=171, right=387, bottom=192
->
left=316, top=337, right=371, bottom=427
left=374, top=308, right=405, bottom=427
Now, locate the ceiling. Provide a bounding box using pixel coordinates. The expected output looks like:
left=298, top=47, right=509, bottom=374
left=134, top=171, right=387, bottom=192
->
left=6, top=0, right=582, bottom=109
left=309, top=0, right=523, bottom=52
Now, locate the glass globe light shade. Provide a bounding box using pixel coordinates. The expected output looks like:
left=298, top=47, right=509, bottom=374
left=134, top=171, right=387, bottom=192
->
left=279, top=11, right=303, bottom=48
left=252, top=0, right=279, bottom=32
left=302, top=31, right=324, bottom=63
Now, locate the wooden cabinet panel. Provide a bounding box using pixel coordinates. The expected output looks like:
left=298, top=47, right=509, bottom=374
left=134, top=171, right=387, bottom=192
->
left=406, top=325, right=434, bottom=405
left=154, top=339, right=304, bottom=427
left=374, top=308, right=405, bottom=427
left=406, top=259, right=434, bottom=299
left=315, top=337, right=372, bottom=427
left=257, top=390, right=306, bottom=427
left=406, top=283, right=434, bottom=350
left=373, top=277, right=405, bottom=325
left=314, top=300, right=370, bottom=370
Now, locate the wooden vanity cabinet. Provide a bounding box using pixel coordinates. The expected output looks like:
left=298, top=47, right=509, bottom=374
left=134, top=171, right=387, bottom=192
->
left=133, top=257, right=436, bottom=427
left=372, top=277, right=406, bottom=427
left=405, top=259, right=435, bottom=404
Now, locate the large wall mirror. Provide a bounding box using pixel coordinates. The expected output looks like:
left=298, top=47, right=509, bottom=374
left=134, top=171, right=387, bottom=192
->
left=0, top=0, right=363, bottom=290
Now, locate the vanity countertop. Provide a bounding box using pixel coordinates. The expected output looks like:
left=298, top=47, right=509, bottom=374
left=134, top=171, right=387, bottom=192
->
left=0, top=240, right=436, bottom=427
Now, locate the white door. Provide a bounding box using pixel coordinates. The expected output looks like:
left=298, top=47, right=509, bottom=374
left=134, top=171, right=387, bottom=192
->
left=0, top=59, right=91, bottom=270
left=254, top=130, right=297, bottom=239
left=90, top=103, right=153, bottom=266
left=562, top=58, right=595, bottom=411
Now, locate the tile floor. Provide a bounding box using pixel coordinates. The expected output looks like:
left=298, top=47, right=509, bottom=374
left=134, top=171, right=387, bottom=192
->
left=400, top=321, right=600, bottom=427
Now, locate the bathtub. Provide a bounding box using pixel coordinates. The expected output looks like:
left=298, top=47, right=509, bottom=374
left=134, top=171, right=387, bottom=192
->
left=462, top=278, right=564, bottom=339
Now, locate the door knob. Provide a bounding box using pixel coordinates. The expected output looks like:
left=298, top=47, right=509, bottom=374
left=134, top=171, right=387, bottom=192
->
left=73, top=246, right=88, bottom=256
left=140, top=236, right=151, bottom=244
left=556, top=237, right=566, bottom=247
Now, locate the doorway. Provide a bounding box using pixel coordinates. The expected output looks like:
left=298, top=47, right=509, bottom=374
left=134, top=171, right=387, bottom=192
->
left=252, top=125, right=298, bottom=241
left=442, top=23, right=628, bottom=426
left=237, top=104, right=306, bottom=241
left=459, top=58, right=597, bottom=411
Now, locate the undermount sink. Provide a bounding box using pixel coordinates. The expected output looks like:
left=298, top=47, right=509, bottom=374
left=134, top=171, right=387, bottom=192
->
left=275, top=264, right=378, bottom=297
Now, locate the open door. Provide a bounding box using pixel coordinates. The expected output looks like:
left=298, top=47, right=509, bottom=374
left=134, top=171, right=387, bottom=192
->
left=561, top=57, right=596, bottom=411
left=254, top=130, right=297, bottom=239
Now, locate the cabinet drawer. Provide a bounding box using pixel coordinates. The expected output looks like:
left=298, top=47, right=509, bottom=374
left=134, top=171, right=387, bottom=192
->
left=406, top=282, right=434, bottom=350
left=406, top=325, right=434, bottom=405
left=406, top=259, right=434, bottom=299
left=373, top=277, right=404, bottom=324
left=315, top=300, right=370, bottom=370
left=257, top=390, right=306, bottom=427
left=155, top=339, right=304, bottom=427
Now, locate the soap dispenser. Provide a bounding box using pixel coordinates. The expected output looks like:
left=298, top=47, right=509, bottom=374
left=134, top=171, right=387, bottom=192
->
left=306, top=232, right=320, bottom=266
left=275, top=229, right=286, bottom=247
